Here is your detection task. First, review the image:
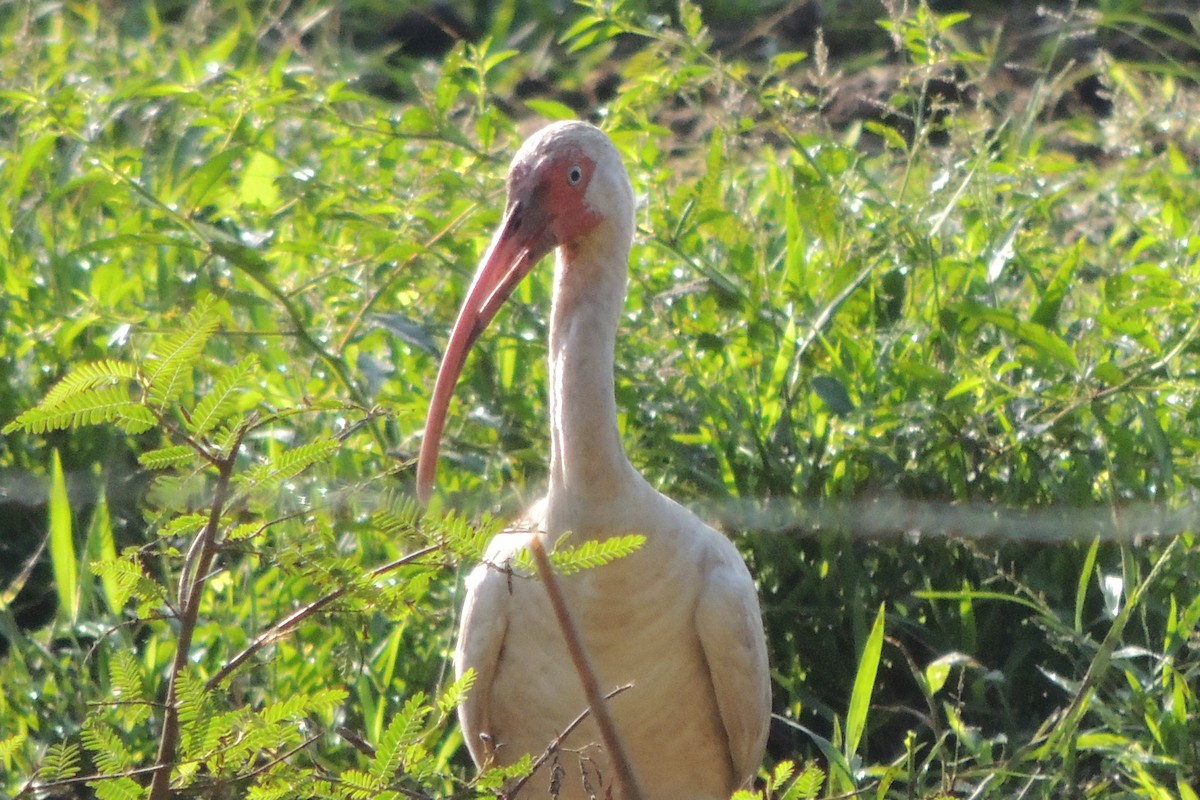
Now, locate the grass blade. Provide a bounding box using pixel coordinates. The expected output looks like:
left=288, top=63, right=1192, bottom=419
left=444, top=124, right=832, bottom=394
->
left=1075, top=538, right=1100, bottom=633
left=48, top=450, right=79, bottom=623
left=86, top=486, right=121, bottom=616
left=845, top=603, right=885, bottom=767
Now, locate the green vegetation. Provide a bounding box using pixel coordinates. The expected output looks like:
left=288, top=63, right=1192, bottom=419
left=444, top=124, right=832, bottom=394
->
left=2, top=1, right=1198, bottom=798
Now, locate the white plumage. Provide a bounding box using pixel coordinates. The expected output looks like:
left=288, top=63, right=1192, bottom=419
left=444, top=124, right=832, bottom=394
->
left=418, top=121, right=771, bottom=800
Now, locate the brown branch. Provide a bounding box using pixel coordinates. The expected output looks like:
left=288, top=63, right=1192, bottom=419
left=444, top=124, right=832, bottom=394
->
left=526, top=536, right=644, bottom=800
left=239, top=733, right=321, bottom=781
left=502, top=683, right=634, bottom=799
left=207, top=543, right=443, bottom=690
left=18, top=762, right=168, bottom=797
left=147, top=422, right=250, bottom=800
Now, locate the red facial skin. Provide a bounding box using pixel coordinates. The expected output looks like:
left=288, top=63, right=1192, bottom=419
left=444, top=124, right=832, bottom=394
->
left=416, top=149, right=601, bottom=503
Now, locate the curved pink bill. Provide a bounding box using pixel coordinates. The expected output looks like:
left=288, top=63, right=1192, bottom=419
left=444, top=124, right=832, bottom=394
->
left=416, top=199, right=554, bottom=503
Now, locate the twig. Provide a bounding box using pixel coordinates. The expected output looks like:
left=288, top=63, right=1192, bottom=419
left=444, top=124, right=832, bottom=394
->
left=207, top=543, right=443, bottom=690
left=18, top=762, right=168, bottom=797
left=336, top=201, right=480, bottom=354
left=526, top=537, right=645, bottom=800
left=147, top=422, right=250, bottom=800
left=503, top=684, right=635, bottom=799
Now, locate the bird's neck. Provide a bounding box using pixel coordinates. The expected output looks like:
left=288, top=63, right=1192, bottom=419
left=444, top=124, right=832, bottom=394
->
left=545, top=234, right=643, bottom=531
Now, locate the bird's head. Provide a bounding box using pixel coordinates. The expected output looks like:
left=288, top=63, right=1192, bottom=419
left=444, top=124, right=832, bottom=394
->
left=416, top=121, right=634, bottom=503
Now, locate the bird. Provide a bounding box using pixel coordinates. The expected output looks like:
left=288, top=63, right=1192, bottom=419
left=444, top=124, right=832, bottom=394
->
left=416, top=120, right=771, bottom=800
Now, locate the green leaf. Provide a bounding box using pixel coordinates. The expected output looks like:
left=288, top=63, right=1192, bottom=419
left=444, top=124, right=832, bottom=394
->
left=536, top=534, right=645, bottom=575
left=188, top=355, right=258, bottom=437
left=7, top=386, right=156, bottom=435
left=262, top=687, right=347, bottom=725
left=782, top=762, right=825, bottom=800
left=845, top=603, right=885, bottom=763
left=371, top=490, right=422, bottom=540
left=10, top=132, right=56, bottom=201
left=85, top=486, right=121, bottom=616
left=812, top=375, right=854, bottom=415
left=138, top=444, right=196, bottom=470
left=37, top=742, right=81, bottom=782
left=90, top=777, right=144, bottom=800
left=438, top=669, right=475, bottom=717
left=146, top=297, right=221, bottom=408
left=960, top=302, right=1079, bottom=370
left=110, top=649, right=150, bottom=722
left=4, top=361, right=146, bottom=435
left=1075, top=538, right=1100, bottom=633
left=240, top=437, right=339, bottom=490
left=0, top=732, right=27, bottom=761
left=38, top=359, right=140, bottom=410
left=1031, top=239, right=1080, bottom=329
left=238, top=150, right=281, bottom=209
left=522, top=98, right=579, bottom=121
left=49, top=450, right=79, bottom=623
left=340, top=768, right=382, bottom=798
left=90, top=551, right=160, bottom=611
left=81, top=718, right=136, bottom=774
left=372, top=693, right=430, bottom=780
left=182, top=145, right=245, bottom=209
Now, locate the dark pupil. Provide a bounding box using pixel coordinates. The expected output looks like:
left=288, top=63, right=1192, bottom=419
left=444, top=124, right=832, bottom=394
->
left=570, top=167, right=581, bottom=183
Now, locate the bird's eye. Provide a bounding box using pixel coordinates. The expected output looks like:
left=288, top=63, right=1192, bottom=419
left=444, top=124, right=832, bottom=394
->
left=567, top=165, right=583, bottom=186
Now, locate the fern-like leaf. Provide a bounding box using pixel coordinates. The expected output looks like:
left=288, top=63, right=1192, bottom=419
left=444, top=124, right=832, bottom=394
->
left=154, top=511, right=210, bottom=540
left=188, top=355, right=258, bottom=437
left=90, top=776, right=143, bottom=800
left=371, top=489, right=421, bottom=539
left=511, top=534, right=645, bottom=576
left=38, top=359, right=140, bottom=412
left=476, top=754, right=533, bottom=791
left=339, top=768, right=382, bottom=798
left=261, top=687, right=347, bottom=725
left=0, top=732, right=26, bottom=760
left=81, top=718, right=135, bottom=774
left=371, top=693, right=429, bottom=780
left=431, top=510, right=499, bottom=562
left=782, top=761, right=826, bottom=800
left=226, top=521, right=262, bottom=540
left=138, top=444, right=195, bottom=470
left=176, top=669, right=207, bottom=724
left=550, top=533, right=645, bottom=574
left=175, top=669, right=213, bottom=762
left=145, top=297, right=220, bottom=408
left=437, top=669, right=475, bottom=717
left=89, top=556, right=137, bottom=611
left=6, top=386, right=155, bottom=435
left=36, top=742, right=81, bottom=782
left=109, top=649, right=150, bottom=726
left=240, top=437, right=338, bottom=490
left=247, top=779, right=294, bottom=800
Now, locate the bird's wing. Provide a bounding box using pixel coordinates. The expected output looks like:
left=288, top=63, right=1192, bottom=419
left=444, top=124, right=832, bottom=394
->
left=454, top=556, right=512, bottom=768
left=695, top=543, right=772, bottom=786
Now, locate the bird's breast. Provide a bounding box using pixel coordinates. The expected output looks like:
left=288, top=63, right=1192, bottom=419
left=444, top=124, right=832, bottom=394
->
left=483, top=522, right=737, bottom=799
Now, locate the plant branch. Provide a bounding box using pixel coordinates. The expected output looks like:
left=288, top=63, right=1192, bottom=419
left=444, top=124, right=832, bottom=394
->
left=207, top=543, right=443, bottom=690
left=526, top=536, right=644, bottom=800
left=147, top=422, right=250, bottom=800
left=502, top=683, right=634, bottom=799
left=336, top=201, right=480, bottom=354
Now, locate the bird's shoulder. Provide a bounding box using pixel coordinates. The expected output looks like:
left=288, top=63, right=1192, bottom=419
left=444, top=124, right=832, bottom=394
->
left=648, top=493, right=752, bottom=570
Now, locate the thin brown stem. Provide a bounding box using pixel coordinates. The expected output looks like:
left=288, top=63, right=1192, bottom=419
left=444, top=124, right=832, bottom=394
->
left=502, top=683, right=634, bottom=800
left=147, top=422, right=249, bottom=800
left=526, top=537, right=644, bottom=800
left=207, top=544, right=443, bottom=690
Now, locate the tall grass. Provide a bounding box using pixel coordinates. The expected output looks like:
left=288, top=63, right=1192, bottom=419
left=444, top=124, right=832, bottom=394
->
left=0, top=1, right=1197, bottom=798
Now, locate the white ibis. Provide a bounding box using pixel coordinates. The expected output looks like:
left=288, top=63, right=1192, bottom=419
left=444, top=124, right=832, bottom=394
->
left=417, top=121, right=771, bottom=800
